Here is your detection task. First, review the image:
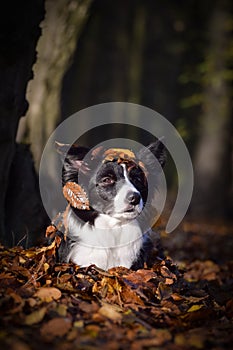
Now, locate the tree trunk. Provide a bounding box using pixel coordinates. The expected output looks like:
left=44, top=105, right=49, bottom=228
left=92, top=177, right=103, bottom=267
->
left=5, top=144, right=48, bottom=247
left=17, top=0, right=92, bottom=171
left=0, top=1, right=45, bottom=245
left=192, top=1, right=232, bottom=220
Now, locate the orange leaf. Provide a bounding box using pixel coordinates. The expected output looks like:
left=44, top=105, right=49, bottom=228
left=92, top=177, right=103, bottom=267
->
left=63, top=182, right=90, bottom=210
left=34, top=287, right=62, bottom=302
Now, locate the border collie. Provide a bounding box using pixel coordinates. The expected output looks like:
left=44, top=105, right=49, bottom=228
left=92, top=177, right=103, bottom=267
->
left=53, top=140, right=166, bottom=270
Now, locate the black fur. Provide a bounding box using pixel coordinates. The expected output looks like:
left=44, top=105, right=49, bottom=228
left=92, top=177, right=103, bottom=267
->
left=55, top=140, right=166, bottom=269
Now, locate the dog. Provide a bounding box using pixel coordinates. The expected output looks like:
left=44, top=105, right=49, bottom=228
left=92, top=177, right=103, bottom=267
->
left=52, top=140, right=166, bottom=270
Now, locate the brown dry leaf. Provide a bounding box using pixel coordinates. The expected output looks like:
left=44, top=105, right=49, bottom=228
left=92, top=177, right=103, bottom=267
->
left=24, top=307, right=47, bottom=325
left=63, top=181, right=90, bottom=210
left=175, top=331, right=205, bottom=349
left=93, top=276, right=123, bottom=304
left=124, top=269, right=157, bottom=285
left=120, top=283, right=145, bottom=306
left=184, top=295, right=208, bottom=303
left=165, top=278, right=174, bottom=285
left=27, top=298, right=37, bottom=308
left=56, top=281, right=77, bottom=292
left=19, top=256, right=26, bottom=264
left=157, top=282, right=172, bottom=300
left=180, top=307, right=215, bottom=323
left=92, top=312, right=106, bottom=323
left=55, top=304, right=68, bottom=317
left=8, top=292, right=25, bottom=314
left=66, top=328, right=79, bottom=341
left=9, top=291, right=23, bottom=304
left=0, top=272, right=13, bottom=279
left=98, top=304, right=122, bottom=322
left=160, top=265, right=176, bottom=279
left=11, top=265, right=32, bottom=279
left=34, top=287, right=62, bottom=302
left=57, top=273, right=72, bottom=284
left=45, top=224, right=57, bottom=239
left=161, top=299, right=182, bottom=315
left=24, top=240, right=56, bottom=258
left=104, top=148, right=136, bottom=161
left=184, top=260, right=220, bottom=282
left=1, top=221, right=233, bottom=350
left=131, top=329, right=172, bottom=349
left=40, top=317, right=72, bottom=341
left=78, top=301, right=99, bottom=314
left=85, top=324, right=100, bottom=338
left=171, top=293, right=185, bottom=301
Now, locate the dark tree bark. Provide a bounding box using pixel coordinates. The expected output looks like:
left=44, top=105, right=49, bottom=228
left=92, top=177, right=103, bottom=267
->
left=0, top=1, right=45, bottom=245
left=191, top=1, right=232, bottom=220
left=12, top=0, right=92, bottom=246
left=5, top=144, right=48, bottom=247
left=17, top=0, right=92, bottom=171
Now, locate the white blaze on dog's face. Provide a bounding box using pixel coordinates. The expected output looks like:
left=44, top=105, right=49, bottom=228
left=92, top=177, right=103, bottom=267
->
left=86, top=159, right=147, bottom=222
left=112, top=164, right=143, bottom=219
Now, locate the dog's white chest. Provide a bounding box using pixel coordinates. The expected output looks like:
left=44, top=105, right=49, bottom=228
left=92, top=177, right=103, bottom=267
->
left=67, top=211, right=143, bottom=270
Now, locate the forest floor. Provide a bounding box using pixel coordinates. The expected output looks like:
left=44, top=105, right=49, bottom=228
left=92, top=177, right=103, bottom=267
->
left=0, top=220, right=232, bottom=350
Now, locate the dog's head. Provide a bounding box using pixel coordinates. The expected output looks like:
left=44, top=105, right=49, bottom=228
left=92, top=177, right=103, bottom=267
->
left=56, top=140, right=166, bottom=224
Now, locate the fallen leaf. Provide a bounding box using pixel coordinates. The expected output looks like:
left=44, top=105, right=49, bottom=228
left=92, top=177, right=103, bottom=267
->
left=78, top=301, right=99, bottom=314
left=187, top=304, right=204, bottom=313
left=43, top=263, right=50, bottom=273
left=124, top=270, right=157, bottom=285
left=171, top=293, right=184, bottom=301
left=27, top=298, right=37, bottom=308
left=40, top=317, right=72, bottom=340
left=131, top=329, right=172, bottom=349
left=98, top=304, right=122, bottom=322
left=24, top=241, right=56, bottom=258
left=34, top=287, right=62, bottom=302
left=24, top=307, right=47, bottom=325
left=73, top=320, right=84, bottom=328
left=85, top=324, right=100, bottom=338
left=175, top=331, right=205, bottom=349
left=55, top=303, right=68, bottom=317
left=157, top=282, right=172, bottom=300
left=19, top=256, right=26, bottom=264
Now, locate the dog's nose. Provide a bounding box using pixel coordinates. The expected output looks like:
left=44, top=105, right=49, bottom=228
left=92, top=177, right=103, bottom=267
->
left=127, top=191, right=141, bottom=206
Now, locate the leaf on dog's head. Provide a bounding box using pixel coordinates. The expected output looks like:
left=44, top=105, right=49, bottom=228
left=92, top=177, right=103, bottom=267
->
left=104, top=148, right=136, bottom=162
left=91, top=146, right=105, bottom=159
left=63, top=182, right=90, bottom=210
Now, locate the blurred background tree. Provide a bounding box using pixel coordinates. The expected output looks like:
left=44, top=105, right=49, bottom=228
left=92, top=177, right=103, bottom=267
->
left=2, top=0, right=232, bottom=246
left=0, top=0, right=45, bottom=247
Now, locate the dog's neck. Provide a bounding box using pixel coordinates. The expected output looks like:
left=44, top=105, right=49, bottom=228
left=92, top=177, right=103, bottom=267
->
left=66, top=207, right=143, bottom=270
left=94, top=213, right=135, bottom=229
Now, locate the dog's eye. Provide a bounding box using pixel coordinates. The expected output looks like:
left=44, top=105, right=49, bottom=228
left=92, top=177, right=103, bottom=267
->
left=101, top=177, right=115, bottom=186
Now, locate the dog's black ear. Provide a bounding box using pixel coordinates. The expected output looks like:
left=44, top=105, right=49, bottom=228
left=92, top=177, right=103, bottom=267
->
left=55, top=142, right=89, bottom=161
left=55, top=142, right=70, bottom=157
left=55, top=142, right=90, bottom=182
left=138, top=138, right=166, bottom=169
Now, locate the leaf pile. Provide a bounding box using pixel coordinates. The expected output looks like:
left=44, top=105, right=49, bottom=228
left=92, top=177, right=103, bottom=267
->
left=0, top=223, right=233, bottom=350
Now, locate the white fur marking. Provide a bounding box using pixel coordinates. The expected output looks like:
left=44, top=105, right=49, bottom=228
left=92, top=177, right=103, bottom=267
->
left=66, top=208, right=143, bottom=270
left=113, top=164, right=141, bottom=213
